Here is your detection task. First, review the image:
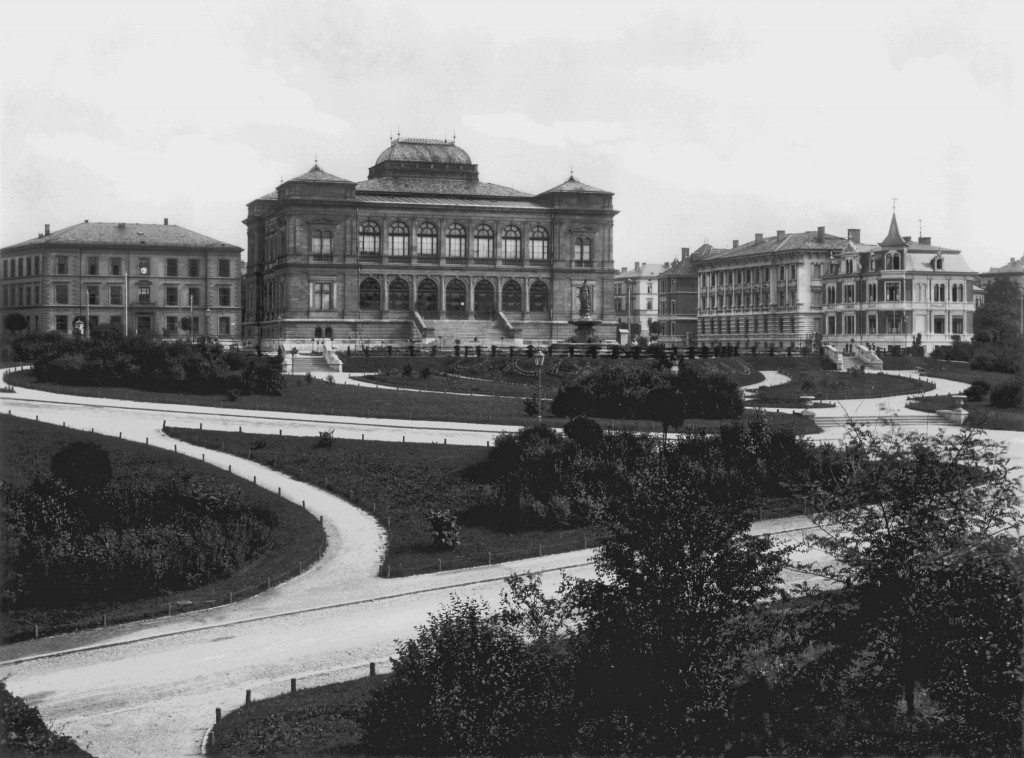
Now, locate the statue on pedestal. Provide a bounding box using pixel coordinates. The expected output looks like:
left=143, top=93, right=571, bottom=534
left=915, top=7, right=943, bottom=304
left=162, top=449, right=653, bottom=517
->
left=579, top=282, right=592, bottom=318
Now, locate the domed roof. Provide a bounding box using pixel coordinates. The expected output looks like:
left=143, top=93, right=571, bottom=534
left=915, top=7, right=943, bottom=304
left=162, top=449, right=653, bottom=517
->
left=374, top=138, right=472, bottom=166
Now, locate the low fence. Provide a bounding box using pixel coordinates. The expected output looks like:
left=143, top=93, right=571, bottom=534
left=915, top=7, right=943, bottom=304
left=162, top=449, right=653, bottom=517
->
left=4, top=537, right=327, bottom=646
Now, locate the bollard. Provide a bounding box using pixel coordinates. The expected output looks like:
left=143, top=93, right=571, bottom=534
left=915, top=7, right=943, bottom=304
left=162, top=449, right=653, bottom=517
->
left=239, top=426, right=242, bottom=432
left=200, top=423, right=203, bottom=430
left=266, top=576, right=271, bottom=590
left=402, top=435, right=405, bottom=442
left=279, top=429, right=282, bottom=435
left=246, top=689, right=252, bottom=704
left=119, top=432, right=122, bottom=439
left=34, top=624, right=39, bottom=639
left=488, top=552, right=492, bottom=565
left=146, top=438, right=149, bottom=445
left=167, top=603, right=172, bottom=616
left=102, top=614, right=107, bottom=628
left=584, top=536, right=588, bottom=549
left=370, top=662, right=376, bottom=677
left=278, top=487, right=281, bottom=496
left=216, top=707, right=221, bottom=723
left=202, top=453, right=205, bottom=461
left=291, top=678, right=297, bottom=694
left=302, top=500, right=306, bottom=508
left=174, top=445, right=177, bottom=452
left=444, top=438, right=447, bottom=445
left=229, top=465, right=232, bottom=473
left=297, top=561, right=301, bottom=574
left=538, top=544, right=542, bottom=557
left=229, top=591, right=233, bottom=603
left=63, top=421, right=65, bottom=427
left=254, top=475, right=257, bottom=483
left=387, top=565, right=391, bottom=578
left=438, top=559, right=442, bottom=572
left=320, top=515, right=323, bottom=525
left=361, top=433, right=364, bottom=440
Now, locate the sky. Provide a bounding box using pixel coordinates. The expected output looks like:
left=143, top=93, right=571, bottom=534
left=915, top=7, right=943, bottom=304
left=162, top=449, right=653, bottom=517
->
left=1, top=0, right=1022, bottom=274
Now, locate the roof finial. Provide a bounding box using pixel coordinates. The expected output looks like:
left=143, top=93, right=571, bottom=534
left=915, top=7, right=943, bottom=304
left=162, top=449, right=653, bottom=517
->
left=892, top=196, right=898, bottom=213
left=314, top=153, right=319, bottom=169
left=452, top=128, right=456, bottom=142
left=397, top=126, right=401, bottom=142
left=918, top=218, right=922, bottom=238
left=569, top=164, right=575, bottom=181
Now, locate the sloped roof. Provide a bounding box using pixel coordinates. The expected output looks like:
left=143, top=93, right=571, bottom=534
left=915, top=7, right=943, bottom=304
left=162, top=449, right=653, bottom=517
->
left=879, top=213, right=906, bottom=247
left=356, top=176, right=532, bottom=198
left=285, top=164, right=352, bottom=184
left=2, top=222, right=242, bottom=252
left=985, top=257, right=1024, bottom=274
left=701, top=231, right=850, bottom=262
left=358, top=194, right=544, bottom=210
left=616, top=262, right=671, bottom=280
left=538, top=174, right=611, bottom=195
left=660, top=255, right=700, bottom=277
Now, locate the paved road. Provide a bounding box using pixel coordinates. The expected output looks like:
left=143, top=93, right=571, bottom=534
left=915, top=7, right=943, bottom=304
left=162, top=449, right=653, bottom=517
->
left=0, top=367, right=1018, bottom=757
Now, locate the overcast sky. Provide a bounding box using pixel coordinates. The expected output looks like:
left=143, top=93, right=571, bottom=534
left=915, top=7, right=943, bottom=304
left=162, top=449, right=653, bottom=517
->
left=2, top=0, right=1021, bottom=273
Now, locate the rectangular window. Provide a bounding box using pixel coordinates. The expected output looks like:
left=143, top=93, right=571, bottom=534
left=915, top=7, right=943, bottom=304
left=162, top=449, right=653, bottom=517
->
left=166, top=258, right=179, bottom=277
left=87, top=257, right=99, bottom=275
left=166, top=287, right=179, bottom=306
left=34, top=285, right=39, bottom=304
left=218, top=316, right=231, bottom=335
left=845, top=259, right=853, bottom=274
left=56, top=315, right=68, bottom=333
left=952, top=317, right=963, bottom=334
left=218, top=259, right=231, bottom=277
left=934, top=317, right=945, bottom=334
left=55, top=283, right=69, bottom=304
left=139, top=286, right=151, bottom=304
left=219, top=287, right=231, bottom=306
left=312, top=282, right=332, bottom=311
left=110, top=315, right=122, bottom=329
left=166, top=316, right=178, bottom=335
left=868, top=315, right=877, bottom=334
left=811, top=290, right=822, bottom=306
left=110, top=286, right=123, bottom=306
left=34, top=256, right=41, bottom=275
left=188, top=259, right=201, bottom=277
left=845, top=315, right=856, bottom=334
left=87, top=285, right=99, bottom=305
left=827, top=316, right=836, bottom=335
left=88, top=315, right=99, bottom=331
left=867, top=283, right=877, bottom=302
left=845, top=284, right=855, bottom=303
left=56, top=256, right=68, bottom=275
left=188, top=287, right=201, bottom=307
left=18, top=259, right=24, bottom=277
left=110, top=257, right=122, bottom=276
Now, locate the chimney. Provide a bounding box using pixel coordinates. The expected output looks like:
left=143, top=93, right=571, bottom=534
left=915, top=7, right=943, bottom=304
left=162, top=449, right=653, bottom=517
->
left=920, top=237, right=931, bottom=245
left=902, top=236, right=911, bottom=243
left=164, top=218, right=168, bottom=225
left=118, top=223, right=126, bottom=229
left=847, top=228, right=860, bottom=244
left=621, top=267, right=627, bottom=273
left=84, top=219, right=89, bottom=223
left=732, top=240, right=739, bottom=248
left=754, top=233, right=763, bottom=244
left=680, top=247, right=689, bottom=257
left=37, top=233, right=43, bottom=238
left=816, top=226, right=825, bottom=243
left=663, top=262, right=670, bottom=268
left=634, top=262, right=642, bottom=271
left=44, top=224, right=50, bottom=235
left=776, top=230, right=785, bottom=241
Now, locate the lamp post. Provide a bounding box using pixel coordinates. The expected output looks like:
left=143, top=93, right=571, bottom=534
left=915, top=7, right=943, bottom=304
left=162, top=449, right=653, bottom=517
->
left=123, top=271, right=128, bottom=336
left=189, top=293, right=194, bottom=343
left=177, top=286, right=182, bottom=340
left=534, top=350, right=546, bottom=424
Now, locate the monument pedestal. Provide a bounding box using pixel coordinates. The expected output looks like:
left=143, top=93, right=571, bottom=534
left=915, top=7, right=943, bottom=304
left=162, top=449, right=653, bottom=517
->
left=569, top=317, right=603, bottom=343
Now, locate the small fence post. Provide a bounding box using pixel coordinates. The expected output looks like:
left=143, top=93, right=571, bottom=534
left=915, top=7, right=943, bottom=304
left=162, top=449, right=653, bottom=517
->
left=229, top=591, right=233, bottom=603
left=245, top=689, right=252, bottom=704
left=438, top=558, right=442, bottom=572
left=167, top=603, right=172, bottom=616
left=291, top=678, right=297, bottom=694
left=488, top=552, right=492, bottom=565
left=216, top=707, right=222, bottom=723
left=266, top=576, right=271, bottom=590
left=102, top=613, right=107, bottom=628
left=370, top=662, right=376, bottom=676
left=34, top=624, right=39, bottom=639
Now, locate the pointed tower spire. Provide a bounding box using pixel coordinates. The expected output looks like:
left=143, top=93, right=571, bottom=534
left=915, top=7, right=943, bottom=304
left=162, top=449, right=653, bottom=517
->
left=880, top=212, right=905, bottom=247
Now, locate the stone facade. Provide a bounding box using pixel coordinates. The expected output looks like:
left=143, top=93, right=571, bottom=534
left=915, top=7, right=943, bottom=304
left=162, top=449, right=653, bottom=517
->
left=242, top=138, right=618, bottom=350
left=657, top=246, right=707, bottom=344
left=0, top=221, right=243, bottom=341
left=614, top=261, right=669, bottom=339
left=693, top=215, right=977, bottom=352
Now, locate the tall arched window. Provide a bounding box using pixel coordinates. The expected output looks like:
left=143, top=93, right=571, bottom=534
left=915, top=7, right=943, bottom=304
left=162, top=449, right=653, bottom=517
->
left=359, top=278, right=381, bottom=310
left=501, top=226, right=521, bottom=260
left=388, top=278, right=410, bottom=310
left=416, top=279, right=438, bottom=314
left=389, top=222, right=409, bottom=257
left=474, top=280, right=495, bottom=316
left=473, top=225, right=494, bottom=259
left=359, top=222, right=380, bottom=255
left=446, top=280, right=467, bottom=314
left=573, top=237, right=592, bottom=265
left=528, top=226, right=549, bottom=260
left=892, top=252, right=901, bottom=270
left=501, top=281, right=522, bottom=311
left=447, top=224, right=466, bottom=258
left=529, top=281, right=548, bottom=312
left=417, top=223, right=438, bottom=257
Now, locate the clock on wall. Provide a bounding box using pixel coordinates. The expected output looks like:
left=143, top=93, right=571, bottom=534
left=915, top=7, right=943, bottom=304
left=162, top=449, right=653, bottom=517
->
left=140, top=266, right=148, bottom=275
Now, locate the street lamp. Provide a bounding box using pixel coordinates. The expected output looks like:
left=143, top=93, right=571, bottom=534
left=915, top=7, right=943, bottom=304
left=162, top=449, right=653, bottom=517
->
left=534, top=350, right=546, bottom=424
left=189, top=293, right=194, bottom=343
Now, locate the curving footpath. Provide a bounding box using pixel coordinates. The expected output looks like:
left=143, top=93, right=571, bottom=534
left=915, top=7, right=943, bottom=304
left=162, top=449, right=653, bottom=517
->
left=0, top=366, right=1018, bottom=757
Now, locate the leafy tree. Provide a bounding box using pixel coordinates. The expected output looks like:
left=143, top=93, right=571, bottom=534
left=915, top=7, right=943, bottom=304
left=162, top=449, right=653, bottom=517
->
left=567, top=452, right=790, bottom=754
left=645, top=385, right=688, bottom=439
left=50, top=441, right=112, bottom=496
left=3, top=312, right=28, bottom=334
left=427, top=508, right=460, bottom=549
left=804, top=425, right=1022, bottom=720
left=563, top=416, right=603, bottom=447
left=975, top=276, right=1023, bottom=343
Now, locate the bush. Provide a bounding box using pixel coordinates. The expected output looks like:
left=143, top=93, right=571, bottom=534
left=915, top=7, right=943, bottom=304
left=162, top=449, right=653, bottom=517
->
left=428, top=508, right=461, bottom=549
left=964, top=380, right=990, bottom=402
left=523, top=394, right=539, bottom=418
left=316, top=429, right=335, bottom=448
left=0, top=679, right=88, bottom=755
left=564, top=416, right=603, bottom=447
left=50, top=441, right=112, bottom=495
left=990, top=380, right=1022, bottom=409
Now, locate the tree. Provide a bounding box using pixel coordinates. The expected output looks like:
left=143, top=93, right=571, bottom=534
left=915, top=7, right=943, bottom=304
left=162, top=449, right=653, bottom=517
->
left=645, top=385, right=688, bottom=439
left=567, top=452, right=790, bottom=754
left=50, top=442, right=112, bottom=497
left=804, top=425, right=1023, bottom=721
left=976, top=276, right=1023, bottom=343
left=4, top=312, right=28, bottom=334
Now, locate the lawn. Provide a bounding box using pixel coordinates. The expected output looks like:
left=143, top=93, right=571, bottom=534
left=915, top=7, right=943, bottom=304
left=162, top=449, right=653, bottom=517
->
left=163, top=428, right=606, bottom=578
left=748, top=369, right=934, bottom=406
left=0, top=416, right=326, bottom=643
left=208, top=673, right=388, bottom=756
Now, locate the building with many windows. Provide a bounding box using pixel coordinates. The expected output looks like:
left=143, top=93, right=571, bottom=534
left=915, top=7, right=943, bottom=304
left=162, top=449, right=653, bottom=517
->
left=242, top=137, right=618, bottom=348
left=657, top=245, right=708, bottom=344
left=613, top=261, right=669, bottom=340
left=0, top=220, right=243, bottom=340
left=694, top=214, right=976, bottom=352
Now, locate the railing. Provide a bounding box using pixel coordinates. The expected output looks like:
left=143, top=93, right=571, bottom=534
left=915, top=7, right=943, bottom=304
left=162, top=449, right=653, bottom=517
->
left=572, top=260, right=594, bottom=268
left=444, top=257, right=468, bottom=264
left=498, top=259, right=522, bottom=266
left=357, top=253, right=382, bottom=263
left=415, top=256, right=439, bottom=264
left=526, top=258, right=550, bottom=266
left=379, top=534, right=597, bottom=578
left=309, top=255, right=335, bottom=263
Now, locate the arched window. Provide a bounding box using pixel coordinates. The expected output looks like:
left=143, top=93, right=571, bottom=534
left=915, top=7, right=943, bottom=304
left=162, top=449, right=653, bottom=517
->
left=501, top=281, right=522, bottom=311
left=892, top=252, right=901, bottom=270
left=501, top=226, right=521, bottom=259
left=529, top=281, right=548, bottom=312
left=359, top=222, right=380, bottom=255
left=935, top=257, right=943, bottom=270
left=314, top=326, right=323, bottom=338
left=389, top=222, right=409, bottom=257
left=388, top=278, right=410, bottom=311
left=573, top=237, right=592, bottom=265
left=474, top=280, right=495, bottom=316
left=324, top=327, right=333, bottom=339
left=417, top=223, right=438, bottom=257
left=528, top=226, right=549, bottom=260
left=446, top=280, right=467, bottom=314
left=359, top=278, right=381, bottom=310
left=885, top=253, right=892, bottom=270
left=416, top=279, right=438, bottom=314
left=473, top=225, right=494, bottom=258
left=447, top=224, right=466, bottom=258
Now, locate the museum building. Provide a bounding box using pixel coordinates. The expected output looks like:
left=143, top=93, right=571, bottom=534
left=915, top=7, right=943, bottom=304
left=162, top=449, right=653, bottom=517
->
left=241, top=137, right=618, bottom=349
left=0, top=220, right=243, bottom=340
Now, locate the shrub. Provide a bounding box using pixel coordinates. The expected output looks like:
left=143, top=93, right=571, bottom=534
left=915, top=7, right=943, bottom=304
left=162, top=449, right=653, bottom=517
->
left=990, top=380, right=1022, bottom=409
left=0, top=680, right=85, bottom=755
left=564, top=416, right=603, bottom=447
left=316, top=429, right=335, bottom=448
left=402, top=363, right=413, bottom=378
left=50, top=442, right=112, bottom=495
left=428, top=508, right=461, bottom=549
left=225, top=388, right=239, bottom=402
left=964, top=380, right=990, bottom=402
left=523, top=394, right=539, bottom=418
left=304, top=372, right=314, bottom=384
left=419, top=366, right=431, bottom=380
left=325, top=374, right=335, bottom=384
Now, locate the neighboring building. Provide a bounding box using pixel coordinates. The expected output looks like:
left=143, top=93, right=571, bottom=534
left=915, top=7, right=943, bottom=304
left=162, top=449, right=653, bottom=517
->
left=979, top=256, right=1024, bottom=294
left=657, top=245, right=709, bottom=344
left=0, top=220, right=243, bottom=340
left=694, top=214, right=976, bottom=352
left=241, top=137, right=618, bottom=349
left=614, top=261, right=669, bottom=339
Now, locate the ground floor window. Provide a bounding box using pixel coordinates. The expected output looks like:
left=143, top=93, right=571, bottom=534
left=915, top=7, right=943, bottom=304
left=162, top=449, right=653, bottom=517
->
left=389, top=279, right=410, bottom=310
left=474, top=281, right=494, bottom=316
left=359, top=278, right=381, bottom=310
left=934, top=316, right=945, bottom=334
left=219, top=317, right=231, bottom=335
left=529, top=281, right=548, bottom=312
left=501, top=281, right=522, bottom=311
left=56, top=315, right=68, bottom=332
left=952, top=317, right=963, bottom=334
left=844, top=315, right=856, bottom=334
left=166, top=316, right=178, bottom=334
left=446, top=280, right=467, bottom=313
left=416, top=279, right=438, bottom=314
left=827, top=316, right=836, bottom=335
left=868, top=315, right=877, bottom=334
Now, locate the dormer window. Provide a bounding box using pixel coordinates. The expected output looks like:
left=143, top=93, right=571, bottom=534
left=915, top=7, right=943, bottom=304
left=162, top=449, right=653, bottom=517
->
left=934, top=256, right=943, bottom=270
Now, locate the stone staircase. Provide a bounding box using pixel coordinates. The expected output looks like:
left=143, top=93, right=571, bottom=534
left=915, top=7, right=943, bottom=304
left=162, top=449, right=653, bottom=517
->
left=291, top=354, right=331, bottom=373
left=427, top=317, right=510, bottom=347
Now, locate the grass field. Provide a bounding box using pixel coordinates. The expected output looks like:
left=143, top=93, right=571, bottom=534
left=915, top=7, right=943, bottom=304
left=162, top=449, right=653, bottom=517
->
left=0, top=416, right=326, bottom=643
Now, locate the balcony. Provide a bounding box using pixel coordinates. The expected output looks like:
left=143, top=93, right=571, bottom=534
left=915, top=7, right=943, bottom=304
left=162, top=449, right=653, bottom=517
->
left=499, top=259, right=522, bottom=267
left=309, top=255, right=335, bottom=263
left=572, top=260, right=594, bottom=268
left=526, top=258, right=550, bottom=266
left=416, top=256, right=440, bottom=264
left=444, top=257, right=468, bottom=265
left=358, top=253, right=382, bottom=263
